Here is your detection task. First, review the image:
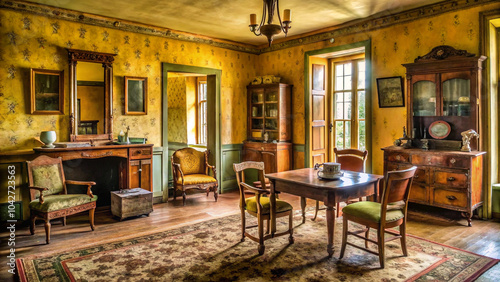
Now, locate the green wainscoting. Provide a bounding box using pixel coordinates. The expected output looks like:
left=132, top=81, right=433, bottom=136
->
left=221, top=144, right=243, bottom=193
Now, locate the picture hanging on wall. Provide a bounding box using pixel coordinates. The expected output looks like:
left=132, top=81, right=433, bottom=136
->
left=30, top=69, right=64, bottom=114
left=376, top=76, right=404, bottom=108
left=125, top=76, right=148, bottom=115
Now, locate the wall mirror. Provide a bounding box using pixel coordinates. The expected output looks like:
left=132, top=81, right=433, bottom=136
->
left=68, top=49, right=116, bottom=142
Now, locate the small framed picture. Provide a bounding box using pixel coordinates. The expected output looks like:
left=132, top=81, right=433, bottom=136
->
left=30, top=69, right=64, bottom=114
left=125, top=76, right=148, bottom=115
left=376, top=76, right=404, bottom=108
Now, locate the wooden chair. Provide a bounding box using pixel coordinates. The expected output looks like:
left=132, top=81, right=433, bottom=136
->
left=312, top=148, right=368, bottom=220
left=171, top=148, right=218, bottom=206
left=233, top=161, right=293, bottom=255
left=26, top=155, right=97, bottom=244
left=339, top=166, right=417, bottom=268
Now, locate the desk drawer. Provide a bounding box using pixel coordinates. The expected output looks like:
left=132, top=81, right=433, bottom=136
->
left=79, top=149, right=128, bottom=159
left=433, top=169, right=468, bottom=189
left=129, top=147, right=152, bottom=160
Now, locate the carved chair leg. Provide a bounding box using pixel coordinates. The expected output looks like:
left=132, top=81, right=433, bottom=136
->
left=44, top=220, right=51, bottom=244
left=173, top=187, right=177, bottom=201
left=62, top=216, right=67, bottom=226
left=377, top=227, right=385, bottom=269
left=258, top=215, right=265, bottom=255
left=89, top=208, right=96, bottom=231
left=288, top=211, right=294, bottom=244
left=240, top=210, right=246, bottom=242
left=30, top=213, right=36, bottom=235
left=182, top=191, right=187, bottom=206
left=312, top=200, right=320, bottom=221
left=339, top=216, right=348, bottom=259
left=214, top=185, right=218, bottom=202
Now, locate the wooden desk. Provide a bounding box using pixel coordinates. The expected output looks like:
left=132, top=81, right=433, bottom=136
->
left=266, top=168, right=383, bottom=257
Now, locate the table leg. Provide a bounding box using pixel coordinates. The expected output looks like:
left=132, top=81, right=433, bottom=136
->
left=326, top=205, right=335, bottom=257
left=300, top=196, right=306, bottom=223
left=270, top=180, right=277, bottom=235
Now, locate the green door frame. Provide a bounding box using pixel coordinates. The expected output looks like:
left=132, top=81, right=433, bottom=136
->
left=304, top=40, right=372, bottom=172
left=161, top=63, right=222, bottom=201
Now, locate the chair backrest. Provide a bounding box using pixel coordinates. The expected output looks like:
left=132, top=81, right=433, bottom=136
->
left=233, top=161, right=267, bottom=206
left=26, top=155, right=66, bottom=200
left=380, top=166, right=417, bottom=220
left=334, top=148, right=368, bottom=173
left=172, top=147, right=207, bottom=175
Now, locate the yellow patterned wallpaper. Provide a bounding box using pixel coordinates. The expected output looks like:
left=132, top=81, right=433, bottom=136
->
left=0, top=9, right=256, bottom=151
left=167, top=77, right=187, bottom=143
left=256, top=2, right=500, bottom=174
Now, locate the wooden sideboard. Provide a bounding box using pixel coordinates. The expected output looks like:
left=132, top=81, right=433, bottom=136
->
left=242, top=141, right=292, bottom=174
left=33, top=144, right=153, bottom=191
left=382, top=146, right=485, bottom=226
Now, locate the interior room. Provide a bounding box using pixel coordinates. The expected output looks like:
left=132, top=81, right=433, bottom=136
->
left=0, top=0, right=499, bottom=280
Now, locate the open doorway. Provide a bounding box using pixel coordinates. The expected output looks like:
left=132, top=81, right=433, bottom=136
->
left=161, top=64, right=222, bottom=202
left=305, top=41, right=372, bottom=171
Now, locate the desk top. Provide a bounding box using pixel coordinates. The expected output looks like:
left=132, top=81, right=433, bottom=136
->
left=266, top=168, right=383, bottom=190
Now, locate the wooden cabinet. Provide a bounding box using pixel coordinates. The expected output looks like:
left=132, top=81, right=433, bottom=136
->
left=247, top=83, right=292, bottom=142
left=382, top=147, right=485, bottom=226
left=243, top=141, right=292, bottom=173
left=403, top=45, right=486, bottom=146
left=129, top=159, right=152, bottom=190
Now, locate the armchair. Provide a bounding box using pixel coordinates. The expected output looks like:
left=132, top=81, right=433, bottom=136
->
left=171, top=148, right=218, bottom=206
left=26, top=155, right=97, bottom=244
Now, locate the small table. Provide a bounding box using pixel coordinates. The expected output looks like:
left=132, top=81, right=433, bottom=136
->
left=111, top=188, right=153, bottom=220
left=266, top=168, right=383, bottom=257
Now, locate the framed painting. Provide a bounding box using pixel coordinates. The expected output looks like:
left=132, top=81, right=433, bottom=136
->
left=30, top=69, right=64, bottom=114
left=376, top=76, right=404, bottom=108
left=125, top=76, right=148, bottom=115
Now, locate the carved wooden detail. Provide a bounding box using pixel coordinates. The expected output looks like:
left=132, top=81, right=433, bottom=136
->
left=67, top=49, right=115, bottom=64
left=414, top=45, right=475, bottom=62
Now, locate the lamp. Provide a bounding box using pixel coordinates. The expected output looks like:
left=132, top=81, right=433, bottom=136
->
left=249, top=0, right=291, bottom=47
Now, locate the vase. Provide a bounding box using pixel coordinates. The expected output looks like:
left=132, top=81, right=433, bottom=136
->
left=40, top=131, right=56, bottom=148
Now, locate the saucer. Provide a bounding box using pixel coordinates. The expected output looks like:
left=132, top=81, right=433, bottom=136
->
left=317, top=171, right=343, bottom=180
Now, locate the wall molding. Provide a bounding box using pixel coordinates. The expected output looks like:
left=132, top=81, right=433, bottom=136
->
left=221, top=143, right=243, bottom=193
left=1, top=0, right=497, bottom=54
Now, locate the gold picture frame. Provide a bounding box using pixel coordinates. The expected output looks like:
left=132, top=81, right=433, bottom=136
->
left=124, top=76, right=148, bottom=115
left=30, top=68, right=64, bottom=114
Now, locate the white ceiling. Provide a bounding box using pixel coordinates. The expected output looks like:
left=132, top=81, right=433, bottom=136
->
left=26, top=0, right=443, bottom=45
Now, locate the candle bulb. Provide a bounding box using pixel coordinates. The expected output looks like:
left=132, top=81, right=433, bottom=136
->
left=283, top=9, right=291, bottom=22
left=250, top=14, right=257, bottom=25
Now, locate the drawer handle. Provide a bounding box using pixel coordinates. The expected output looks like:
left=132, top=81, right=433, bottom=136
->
left=446, top=195, right=457, bottom=201
left=414, top=174, right=419, bottom=179
left=447, top=177, right=456, bottom=181
left=136, top=150, right=142, bottom=154
left=395, top=155, right=401, bottom=161
left=261, top=147, right=265, bottom=150
left=450, top=158, right=456, bottom=164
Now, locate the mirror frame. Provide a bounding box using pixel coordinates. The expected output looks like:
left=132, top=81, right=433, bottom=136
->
left=68, top=49, right=116, bottom=142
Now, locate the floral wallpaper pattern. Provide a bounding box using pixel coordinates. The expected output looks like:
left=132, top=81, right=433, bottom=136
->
left=0, top=9, right=256, bottom=151
left=167, top=77, right=187, bottom=143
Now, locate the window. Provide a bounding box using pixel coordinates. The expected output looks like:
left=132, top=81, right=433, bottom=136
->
left=333, top=59, right=365, bottom=150
left=197, top=81, right=207, bottom=145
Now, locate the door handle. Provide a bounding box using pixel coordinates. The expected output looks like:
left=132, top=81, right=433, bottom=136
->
left=329, top=123, right=333, bottom=133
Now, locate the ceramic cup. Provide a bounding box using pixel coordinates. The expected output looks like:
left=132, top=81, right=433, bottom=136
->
left=40, top=131, right=56, bottom=148
left=317, top=162, right=342, bottom=179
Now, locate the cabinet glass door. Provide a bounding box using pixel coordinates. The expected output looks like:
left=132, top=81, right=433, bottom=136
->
left=413, top=81, right=437, bottom=116
left=442, top=78, right=470, bottom=116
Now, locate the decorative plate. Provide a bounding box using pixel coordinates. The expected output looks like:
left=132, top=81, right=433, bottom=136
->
left=429, top=120, right=451, bottom=139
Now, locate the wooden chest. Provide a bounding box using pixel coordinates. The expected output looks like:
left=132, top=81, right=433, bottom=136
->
left=111, top=188, right=153, bottom=220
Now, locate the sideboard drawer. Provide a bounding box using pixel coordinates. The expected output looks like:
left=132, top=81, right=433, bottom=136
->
left=433, top=169, right=468, bottom=189
left=409, top=182, right=428, bottom=203
left=386, top=152, right=410, bottom=163
left=129, top=147, right=152, bottom=160
left=432, top=188, right=468, bottom=209
left=412, top=167, right=428, bottom=184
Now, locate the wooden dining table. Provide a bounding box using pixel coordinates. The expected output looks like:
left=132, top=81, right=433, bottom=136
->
left=266, top=168, right=383, bottom=257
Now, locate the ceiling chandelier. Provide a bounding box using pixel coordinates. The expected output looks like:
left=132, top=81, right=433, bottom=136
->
left=249, top=0, right=292, bottom=47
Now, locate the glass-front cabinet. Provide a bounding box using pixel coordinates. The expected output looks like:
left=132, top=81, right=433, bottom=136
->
left=403, top=45, right=486, bottom=145
left=247, top=83, right=292, bottom=142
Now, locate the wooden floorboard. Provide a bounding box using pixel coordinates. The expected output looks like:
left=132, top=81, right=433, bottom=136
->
left=0, top=191, right=498, bottom=281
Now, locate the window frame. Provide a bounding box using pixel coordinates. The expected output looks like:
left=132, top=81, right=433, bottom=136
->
left=197, top=80, right=207, bottom=145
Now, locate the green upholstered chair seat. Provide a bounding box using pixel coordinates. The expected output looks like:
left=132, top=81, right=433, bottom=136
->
left=29, top=194, right=98, bottom=212
left=342, top=201, right=404, bottom=223
left=177, top=174, right=217, bottom=185
left=245, top=196, right=293, bottom=214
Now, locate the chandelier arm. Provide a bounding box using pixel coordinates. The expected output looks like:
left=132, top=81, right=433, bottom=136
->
left=258, top=0, right=266, bottom=31
left=275, top=0, right=287, bottom=35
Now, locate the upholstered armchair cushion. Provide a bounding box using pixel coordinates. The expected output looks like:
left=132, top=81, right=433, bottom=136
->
left=177, top=174, right=217, bottom=185
left=245, top=196, right=293, bottom=214
left=173, top=148, right=206, bottom=175
left=32, top=164, right=64, bottom=198
left=342, top=201, right=404, bottom=223
left=29, top=194, right=98, bottom=212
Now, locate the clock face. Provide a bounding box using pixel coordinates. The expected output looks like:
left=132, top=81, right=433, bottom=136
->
left=429, top=120, right=451, bottom=139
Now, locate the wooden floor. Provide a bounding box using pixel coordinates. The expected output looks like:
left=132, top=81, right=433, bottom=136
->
left=1, top=191, right=499, bottom=281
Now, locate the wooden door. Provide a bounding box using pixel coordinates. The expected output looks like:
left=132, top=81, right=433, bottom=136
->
left=261, top=150, right=277, bottom=173
left=310, top=64, right=327, bottom=166
left=129, top=159, right=152, bottom=191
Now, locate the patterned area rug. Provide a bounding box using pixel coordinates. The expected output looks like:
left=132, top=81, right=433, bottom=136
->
left=17, top=212, right=498, bottom=281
